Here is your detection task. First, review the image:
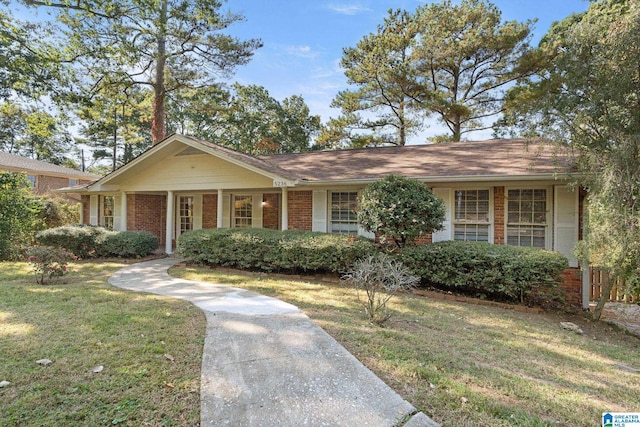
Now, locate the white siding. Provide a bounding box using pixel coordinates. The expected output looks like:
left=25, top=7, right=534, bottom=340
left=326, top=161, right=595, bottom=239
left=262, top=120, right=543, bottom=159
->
left=193, top=194, right=203, bottom=230
left=113, top=195, right=122, bottom=231
left=312, top=190, right=327, bottom=232
left=117, top=154, right=273, bottom=191
left=252, top=194, right=263, bottom=229
left=432, top=188, right=452, bottom=242
left=89, top=195, right=98, bottom=226
left=554, top=185, right=579, bottom=267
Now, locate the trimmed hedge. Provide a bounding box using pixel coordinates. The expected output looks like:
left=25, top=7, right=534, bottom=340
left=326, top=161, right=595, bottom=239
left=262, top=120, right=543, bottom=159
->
left=36, top=225, right=113, bottom=258
left=98, top=231, right=159, bottom=258
left=35, top=225, right=158, bottom=259
left=176, top=228, right=377, bottom=274
left=399, top=241, right=569, bottom=306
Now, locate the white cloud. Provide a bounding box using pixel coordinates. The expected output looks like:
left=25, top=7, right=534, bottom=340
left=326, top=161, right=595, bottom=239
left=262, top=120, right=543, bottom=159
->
left=326, top=3, right=372, bottom=15
left=284, top=45, right=318, bottom=59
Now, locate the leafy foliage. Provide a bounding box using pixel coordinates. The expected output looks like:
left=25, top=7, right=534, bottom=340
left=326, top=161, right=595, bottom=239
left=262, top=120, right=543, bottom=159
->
left=98, top=231, right=158, bottom=258
left=35, top=225, right=157, bottom=258
left=176, top=228, right=377, bottom=274
left=399, top=241, right=568, bottom=306
left=26, top=245, right=77, bottom=284
left=326, top=0, right=538, bottom=145
left=498, top=0, right=640, bottom=318
left=357, top=175, right=445, bottom=248
left=342, top=254, right=419, bottom=325
left=0, top=172, right=39, bottom=260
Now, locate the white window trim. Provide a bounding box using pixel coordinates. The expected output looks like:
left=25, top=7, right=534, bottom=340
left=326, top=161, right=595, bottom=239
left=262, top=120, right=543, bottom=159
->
left=504, top=186, right=553, bottom=250
left=100, top=195, right=115, bottom=230
left=328, top=190, right=359, bottom=236
left=232, top=194, right=253, bottom=229
left=452, top=187, right=494, bottom=243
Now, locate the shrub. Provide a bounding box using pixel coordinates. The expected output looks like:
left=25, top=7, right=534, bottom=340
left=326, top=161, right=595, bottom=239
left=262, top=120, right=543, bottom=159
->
left=176, top=228, right=377, bottom=274
left=0, top=172, right=40, bottom=260
left=26, top=245, right=77, bottom=284
left=342, top=254, right=419, bottom=325
left=33, top=196, right=80, bottom=229
left=358, top=175, right=446, bottom=248
left=36, top=225, right=112, bottom=259
left=399, top=241, right=568, bottom=306
left=98, top=231, right=159, bottom=258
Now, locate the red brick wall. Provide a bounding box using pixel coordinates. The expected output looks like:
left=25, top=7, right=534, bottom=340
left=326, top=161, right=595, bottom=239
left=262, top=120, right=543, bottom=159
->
left=127, top=194, right=167, bottom=246
left=263, top=193, right=280, bottom=230
left=288, top=191, right=312, bottom=231
left=203, top=194, right=218, bottom=229
left=81, top=195, right=90, bottom=224
left=494, top=186, right=505, bottom=245
left=560, top=267, right=582, bottom=307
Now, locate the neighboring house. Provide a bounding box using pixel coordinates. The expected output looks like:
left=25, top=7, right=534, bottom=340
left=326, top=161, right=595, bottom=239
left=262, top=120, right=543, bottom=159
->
left=0, top=151, right=99, bottom=201
left=66, top=134, right=587, bottom=306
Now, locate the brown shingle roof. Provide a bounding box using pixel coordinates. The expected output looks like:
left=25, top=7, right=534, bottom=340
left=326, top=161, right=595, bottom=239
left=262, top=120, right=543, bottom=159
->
left=0, top=152, right=99, bottom=179
left=258, top=139, right=574, bottom=182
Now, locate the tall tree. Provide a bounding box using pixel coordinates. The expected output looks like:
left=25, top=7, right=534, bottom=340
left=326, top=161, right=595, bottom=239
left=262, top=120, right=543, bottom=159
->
left=332, top=0, right=539, bottom=144
left=499, top=0, right=640, bottom=320
left=410, top=0, right=538, bottom=141
left=329, top=9, right=422, bottom=147
left=22, top=0, right=262, bottom=144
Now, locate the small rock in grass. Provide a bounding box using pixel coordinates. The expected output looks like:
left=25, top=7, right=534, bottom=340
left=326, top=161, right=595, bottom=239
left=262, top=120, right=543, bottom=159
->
left=164, top=354, right=175, bottom=362
left=560, top=322, right=584, bottom=335
left=91, top=365, right=104, bottom=373
left=36, top=358, right=53, bottom=366
left=0, top=381, right=10, bottom=388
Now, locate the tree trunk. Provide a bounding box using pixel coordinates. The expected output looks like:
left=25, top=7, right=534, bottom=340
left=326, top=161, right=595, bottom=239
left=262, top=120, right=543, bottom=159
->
left=592, top=274, right=615, bottom=321
left=151, top=0, right=168, bottom=144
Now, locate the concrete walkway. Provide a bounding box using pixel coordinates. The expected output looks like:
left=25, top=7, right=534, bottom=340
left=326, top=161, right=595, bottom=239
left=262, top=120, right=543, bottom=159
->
left=109, top=258, right=438, bottom=427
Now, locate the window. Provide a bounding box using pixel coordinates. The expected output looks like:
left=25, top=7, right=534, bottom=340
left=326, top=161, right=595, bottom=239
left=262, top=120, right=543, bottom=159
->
left=26, top=175, right=36, bottom=188
left=234, top=195, right=252, bottom=228
left=453, top=189, right=490, bottom=242
left=101, top=196, right=114, bottom=230
left=330, top=192, right=358, bottom=235
left=179, top=196, right=194, bottom=234
left=68, top=178, right=78, bottom=186
left=507, top=189, right=548, bottom=248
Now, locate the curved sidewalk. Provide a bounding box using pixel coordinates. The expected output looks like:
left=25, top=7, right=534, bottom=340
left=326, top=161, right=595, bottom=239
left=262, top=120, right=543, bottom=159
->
left=109, top=258, right=438, bottom=427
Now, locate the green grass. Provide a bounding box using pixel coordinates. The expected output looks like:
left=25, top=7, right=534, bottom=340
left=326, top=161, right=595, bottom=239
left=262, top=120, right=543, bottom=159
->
left=0, top=261, right=205, bottom=427
left=171, top=266, right=640, bottom=427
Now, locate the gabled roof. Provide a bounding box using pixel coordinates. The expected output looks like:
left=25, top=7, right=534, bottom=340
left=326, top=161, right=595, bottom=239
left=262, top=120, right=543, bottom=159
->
left=258, top=138, right=575, bottom=183
left=0, top=151, right=99, bottom=180
left=71, top=135, right=575, bottom=194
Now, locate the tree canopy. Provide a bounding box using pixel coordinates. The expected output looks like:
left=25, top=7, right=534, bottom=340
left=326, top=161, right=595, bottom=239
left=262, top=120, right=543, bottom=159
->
left=499, top=0, right=640, bottom=319
left=323, top=0, right=538, bottom=147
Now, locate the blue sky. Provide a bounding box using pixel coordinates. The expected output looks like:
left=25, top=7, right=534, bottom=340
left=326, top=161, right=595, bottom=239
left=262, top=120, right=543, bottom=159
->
left=7, top=0, right=591, bottom=143
left=224, top=0, right=591, bottom=142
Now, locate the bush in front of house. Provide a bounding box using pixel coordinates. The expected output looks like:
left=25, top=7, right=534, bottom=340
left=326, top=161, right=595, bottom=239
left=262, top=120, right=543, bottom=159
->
left=36, top=225, right=113, bottom=258
left=399, top=241, right=568, bottom=306
left=358, top=175, right=446, bottom=248
left=36, top=225, right=158, bottom=258
left=26, top=245, right=78, bottom=284
left=176, top=228, right=377, bottom=274
left=98, top=231, right=159, bottom=258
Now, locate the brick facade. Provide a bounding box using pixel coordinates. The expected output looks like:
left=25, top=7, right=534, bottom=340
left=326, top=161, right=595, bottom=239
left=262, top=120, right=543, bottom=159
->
left=127, top=194, right=167, bottom=246
left=560, top=267, right=582, bottom=307
left=202, top=194, right=218, bottom=229
left=287, top=191, right=312, bottom=231
left=263, top=193, right=281, bottom=230
left=81, top=195, right=90, bottom=224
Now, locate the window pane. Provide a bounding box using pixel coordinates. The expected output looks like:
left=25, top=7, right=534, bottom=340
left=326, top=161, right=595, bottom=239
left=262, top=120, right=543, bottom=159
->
left=234, top=195, right=252, bottom=228
left=506, top=189, right=547, bottom=248
left=102, top=196, right=115, bottom=230
left=330, top=192, right=358, bottom=235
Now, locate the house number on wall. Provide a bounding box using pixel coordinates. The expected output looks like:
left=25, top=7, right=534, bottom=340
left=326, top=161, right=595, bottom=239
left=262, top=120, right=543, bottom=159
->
left=273, top=180, right=291, bottom=187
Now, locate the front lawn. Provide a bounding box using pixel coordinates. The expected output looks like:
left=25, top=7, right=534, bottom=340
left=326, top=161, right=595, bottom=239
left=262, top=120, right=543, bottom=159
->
left=171, top=266, right=640, bottom=427
left=0, top=261, right=205, bottom=426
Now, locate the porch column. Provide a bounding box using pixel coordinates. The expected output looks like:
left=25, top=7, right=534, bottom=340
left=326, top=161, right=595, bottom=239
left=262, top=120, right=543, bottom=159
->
left=120, top=192, right=127, bottom=231
left=217, top=189, right=224, bottom=228
left=165, top=190, right=174, bottom=254
left=281, top=187, right=288, bottom=231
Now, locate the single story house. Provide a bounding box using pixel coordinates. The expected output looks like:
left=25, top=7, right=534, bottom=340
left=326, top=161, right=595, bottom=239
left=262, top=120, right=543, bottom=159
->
left=64, top=134, right=587, bottom=306
left=0, top=151, right=99, bottom=201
